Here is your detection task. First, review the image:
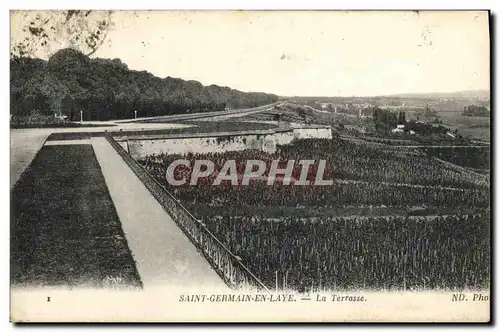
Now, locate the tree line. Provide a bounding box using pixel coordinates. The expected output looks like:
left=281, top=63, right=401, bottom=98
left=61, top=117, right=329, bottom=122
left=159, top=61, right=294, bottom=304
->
left=10, top=48, right=279, bottom=121
left=463, top=105, right=489, bottom=117
left=372, top=107, right=406, bottom=131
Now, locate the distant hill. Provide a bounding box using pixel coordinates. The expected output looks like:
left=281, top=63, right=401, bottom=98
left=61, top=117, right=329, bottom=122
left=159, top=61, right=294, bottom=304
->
left=288, top=90, right=490, bottom=103
left=385, top=90, right=490, bottom=100
left=10, top=48, right=278, bottom=121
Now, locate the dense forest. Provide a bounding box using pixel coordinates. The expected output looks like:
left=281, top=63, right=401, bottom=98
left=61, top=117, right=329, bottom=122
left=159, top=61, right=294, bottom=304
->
left=10, top=48, right=279, bottom=121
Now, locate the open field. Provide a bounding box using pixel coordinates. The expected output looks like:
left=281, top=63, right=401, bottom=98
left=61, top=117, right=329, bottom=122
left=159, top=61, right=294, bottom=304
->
left=439, top=114, right=491, bottom=141
left=11, top=144, right=142, bottom=288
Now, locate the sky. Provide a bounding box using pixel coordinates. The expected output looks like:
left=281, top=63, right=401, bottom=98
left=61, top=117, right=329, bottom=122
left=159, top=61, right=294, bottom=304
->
left=11, top=10, right=490, bottom=97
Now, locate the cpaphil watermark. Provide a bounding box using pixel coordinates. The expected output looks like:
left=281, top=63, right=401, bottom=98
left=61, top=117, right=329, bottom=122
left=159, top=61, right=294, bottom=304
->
left=165, top=159, right=333, bottom=186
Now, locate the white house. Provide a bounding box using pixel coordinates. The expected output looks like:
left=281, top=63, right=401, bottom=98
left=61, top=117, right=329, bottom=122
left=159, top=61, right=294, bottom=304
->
left=391, top=124, right=415, bottom=135
left=391, top=124, right=406, bottom=133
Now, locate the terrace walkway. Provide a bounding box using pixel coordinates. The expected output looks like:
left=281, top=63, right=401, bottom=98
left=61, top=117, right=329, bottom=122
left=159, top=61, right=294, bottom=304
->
left=10, top=130, right=49, bottom=189
left=91, top=137, right=226, bottom=290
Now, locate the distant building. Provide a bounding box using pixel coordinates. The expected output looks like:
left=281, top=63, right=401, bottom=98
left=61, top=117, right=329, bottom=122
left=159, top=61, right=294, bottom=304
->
left=391, top=124, right=406, bottom=133
left=391, top=124, right=415, bottom=135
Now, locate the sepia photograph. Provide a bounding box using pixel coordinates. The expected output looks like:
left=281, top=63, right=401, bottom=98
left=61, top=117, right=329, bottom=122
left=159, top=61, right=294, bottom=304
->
left=9, top=9, right=491, bottom=322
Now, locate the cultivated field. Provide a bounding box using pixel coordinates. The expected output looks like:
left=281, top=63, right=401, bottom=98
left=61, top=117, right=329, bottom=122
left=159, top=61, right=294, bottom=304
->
left=138, top=137, right=490, bottom=292
left=203, top=214, right=490, bottom=291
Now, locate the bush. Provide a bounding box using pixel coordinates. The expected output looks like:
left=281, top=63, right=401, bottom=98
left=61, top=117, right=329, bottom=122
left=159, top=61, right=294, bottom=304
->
left=10, top=110, right=108, bottom=128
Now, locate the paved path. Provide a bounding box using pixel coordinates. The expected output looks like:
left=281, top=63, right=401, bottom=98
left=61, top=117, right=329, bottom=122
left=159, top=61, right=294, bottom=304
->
left=118, top=103, right=277, bottom=123
left=194, top=107, right=276, bottom=122
left=10, top=130, right=49, bottom=189
left=44, top=139, right=92, bottom=145
left=91, top=137, right=226, bottom=290
left=10, top=123, right=190, bottom=189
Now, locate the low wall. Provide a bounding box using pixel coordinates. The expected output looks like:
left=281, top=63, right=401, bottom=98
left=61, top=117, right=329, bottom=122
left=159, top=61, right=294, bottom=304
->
left=293, top=127, right=333, bottom=140
left=120, top=127, right=332, bottom=159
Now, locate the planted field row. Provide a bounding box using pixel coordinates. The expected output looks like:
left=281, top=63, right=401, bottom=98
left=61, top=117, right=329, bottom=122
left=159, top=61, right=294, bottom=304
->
left=202, top=214, right=490, bottom=291
left=425, top=146, right=490, bottom=170
left=141, top=162, right=488, bottom=208
left=140, top=138, right=488, bottom=190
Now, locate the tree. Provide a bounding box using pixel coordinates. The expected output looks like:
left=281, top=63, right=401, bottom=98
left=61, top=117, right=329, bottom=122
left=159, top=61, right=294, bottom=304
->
left=463, top=105, right=489, bottom=117
left=424, top=105, right=437, bottom=117
left=397, top=111, right=406, bottom=124
left=372, top=107, right=397, bottom=131
left=11, top=49, right=279, bottom=120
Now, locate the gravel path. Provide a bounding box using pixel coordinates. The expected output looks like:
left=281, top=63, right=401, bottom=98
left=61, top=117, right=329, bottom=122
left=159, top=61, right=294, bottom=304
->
left=10, top=130, right=49, bottom=189
left=91, top=137, right=226, bottom=290
left=10, top=123, right=190, bottom=189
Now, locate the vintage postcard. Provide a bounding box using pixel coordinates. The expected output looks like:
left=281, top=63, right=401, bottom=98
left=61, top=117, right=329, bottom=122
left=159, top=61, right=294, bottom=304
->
left=10, top=10, right=491, bottom=322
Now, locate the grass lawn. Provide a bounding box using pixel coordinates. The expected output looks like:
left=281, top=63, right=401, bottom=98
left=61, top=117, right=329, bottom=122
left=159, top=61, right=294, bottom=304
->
left=112, top=121, right=278, bottom=138
left=11, top=144, right=142, bottom=288
left=46, top=131, right=107, bottom=141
